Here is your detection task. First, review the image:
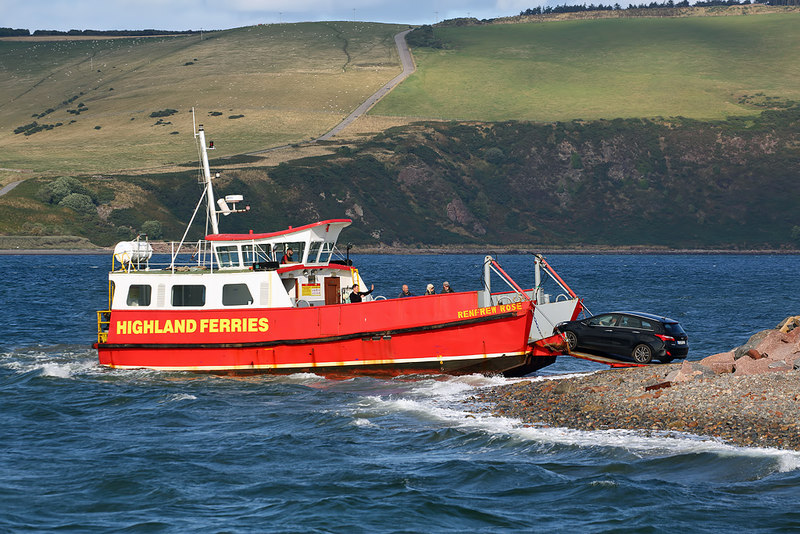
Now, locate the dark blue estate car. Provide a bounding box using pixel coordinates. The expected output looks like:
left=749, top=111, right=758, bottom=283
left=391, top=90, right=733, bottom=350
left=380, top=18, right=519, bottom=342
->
left=554, top=311, right=689, bottom=364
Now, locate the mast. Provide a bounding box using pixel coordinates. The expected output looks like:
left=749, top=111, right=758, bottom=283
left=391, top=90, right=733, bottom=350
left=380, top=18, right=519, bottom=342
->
left=195, top=122, right=219, bottom=235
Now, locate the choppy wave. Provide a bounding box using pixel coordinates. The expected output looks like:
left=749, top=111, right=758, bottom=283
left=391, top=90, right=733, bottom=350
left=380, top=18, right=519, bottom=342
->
left=4, top=254, right=800, bottom=531
left=350, top=374, right=800, bottom=477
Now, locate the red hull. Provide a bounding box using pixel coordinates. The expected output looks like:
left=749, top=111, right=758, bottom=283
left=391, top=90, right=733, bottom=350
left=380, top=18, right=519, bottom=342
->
left=96, top=292, right=561, bottom=376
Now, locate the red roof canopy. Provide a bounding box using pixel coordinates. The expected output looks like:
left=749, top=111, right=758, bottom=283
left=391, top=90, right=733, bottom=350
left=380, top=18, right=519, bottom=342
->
left=206, top=219, right=352, bottom=241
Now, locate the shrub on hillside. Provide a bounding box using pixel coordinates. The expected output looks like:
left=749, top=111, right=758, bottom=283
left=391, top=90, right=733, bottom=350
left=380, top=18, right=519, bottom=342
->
left=37, top=177, right=95, bottom=205
left=406, top=25, right=446, bottom=49
left=59, top=193, right=96, bottom=214
left=149, top=109, right=179, bottom=118
left=141, top=220, right=163, bottom=239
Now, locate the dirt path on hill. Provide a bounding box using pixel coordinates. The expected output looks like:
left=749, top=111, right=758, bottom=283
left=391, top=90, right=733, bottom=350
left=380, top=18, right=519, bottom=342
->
left=0, top=180, right=25, bottom=197
left=316, top=29, right=415, bottom=141
left=247, top=29, right=415, bottom=154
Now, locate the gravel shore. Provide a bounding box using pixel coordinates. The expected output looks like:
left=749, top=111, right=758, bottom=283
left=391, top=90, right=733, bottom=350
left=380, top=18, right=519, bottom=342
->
left=471, top=364, right=800, bottom=450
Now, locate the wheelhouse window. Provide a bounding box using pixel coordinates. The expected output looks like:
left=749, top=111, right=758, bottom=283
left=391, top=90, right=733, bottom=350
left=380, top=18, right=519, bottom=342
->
left=242, top=244, right=272, bottom=265
left=216, top=245, right=240, bottom=268
left=278, top=242, right=304, bottom=264
left=126, top=284, right=151, bottom=306
left=308, top=241, right=335, bottom=264
left=172, top=285, right=206, bottom=307
left=223, top=284, right=254, bottom=306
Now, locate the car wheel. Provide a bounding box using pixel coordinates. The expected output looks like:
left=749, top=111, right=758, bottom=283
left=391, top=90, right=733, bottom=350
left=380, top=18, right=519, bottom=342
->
left=564, top=330, right=578, bottom=351
left=632, top=344, right=653, bottom=364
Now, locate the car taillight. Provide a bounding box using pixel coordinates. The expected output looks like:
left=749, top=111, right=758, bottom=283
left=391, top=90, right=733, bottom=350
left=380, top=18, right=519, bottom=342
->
left=655, top=334, right=675, bottom=342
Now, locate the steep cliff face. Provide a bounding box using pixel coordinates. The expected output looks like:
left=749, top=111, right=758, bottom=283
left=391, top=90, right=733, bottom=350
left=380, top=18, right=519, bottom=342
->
left=17, top=107, right=798, bottom=249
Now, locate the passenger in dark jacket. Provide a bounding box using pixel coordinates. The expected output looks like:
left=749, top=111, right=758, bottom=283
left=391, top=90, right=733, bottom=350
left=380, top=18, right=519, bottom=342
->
left=349, top=284, right=374, bottom=303
left=398, top=284, right=413, bottom=298
left=441, top=281, right=454, bottom=293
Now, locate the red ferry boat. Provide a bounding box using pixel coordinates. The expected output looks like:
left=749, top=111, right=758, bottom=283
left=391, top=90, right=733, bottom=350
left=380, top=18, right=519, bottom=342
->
left=94, top=122, right=583, bottom=376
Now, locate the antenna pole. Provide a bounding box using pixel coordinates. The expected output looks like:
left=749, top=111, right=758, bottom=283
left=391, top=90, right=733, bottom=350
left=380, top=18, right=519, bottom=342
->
left=195, top=121, right=219, bottom=235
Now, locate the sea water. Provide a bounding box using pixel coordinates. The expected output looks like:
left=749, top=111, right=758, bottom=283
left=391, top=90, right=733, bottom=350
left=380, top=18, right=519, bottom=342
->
left=1, top=253, right=800, bottom=532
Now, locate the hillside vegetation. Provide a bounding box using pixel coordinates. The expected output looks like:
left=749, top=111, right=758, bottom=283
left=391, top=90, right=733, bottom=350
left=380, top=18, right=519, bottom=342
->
left=0, top=22, right=405, bottom=175
left=5, top=105, right=797, bottom=249
left=1, top=9, right=799, bottom=250
left=372, top=13, right=800, bottom=122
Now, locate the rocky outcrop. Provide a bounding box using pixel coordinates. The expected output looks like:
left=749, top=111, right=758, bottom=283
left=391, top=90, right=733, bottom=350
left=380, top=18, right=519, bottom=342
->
left=688, top=316, right=800, bottom=378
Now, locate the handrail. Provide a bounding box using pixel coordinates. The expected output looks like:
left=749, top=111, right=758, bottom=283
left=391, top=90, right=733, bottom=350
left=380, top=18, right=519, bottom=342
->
left=537, top=256, right=578, bottom=298
left=96, top=310, right=111, bottom=343
left=488, top=258, right=532, bottom=303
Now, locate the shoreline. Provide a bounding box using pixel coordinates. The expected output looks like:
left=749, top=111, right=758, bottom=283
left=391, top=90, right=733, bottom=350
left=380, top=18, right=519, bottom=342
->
left=470, top=365, right=800, bottom=450
left=470, top=316, right=800, bottom=452
left=1, top=245, right=799, bottom=256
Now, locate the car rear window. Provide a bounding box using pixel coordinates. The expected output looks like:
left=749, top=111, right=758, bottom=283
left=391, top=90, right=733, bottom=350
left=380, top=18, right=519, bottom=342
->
left=664, top=322, right=686, bottom=336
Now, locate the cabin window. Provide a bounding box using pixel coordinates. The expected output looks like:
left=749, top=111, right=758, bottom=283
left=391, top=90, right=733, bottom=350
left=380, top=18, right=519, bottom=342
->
left=223, top=284, right=253, bottom=306
left=216, top=245, right=240, bottom=268
left=126, top=284, right=152, bottom=306
left=172, top=285, right=206, bottom=307
left=317, top=241, right=335, bottom=263
left=242, top=244, right=272, bottom=265
left=278, top=242, right=304, bottom=264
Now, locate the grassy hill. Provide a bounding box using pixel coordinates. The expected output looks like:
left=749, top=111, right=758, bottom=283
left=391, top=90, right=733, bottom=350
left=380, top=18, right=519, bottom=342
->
left=1, top=9, right=799, bottom=250
left=0, top=22, right=406, bottom=175
left=372, top=12, right=800, bottom=122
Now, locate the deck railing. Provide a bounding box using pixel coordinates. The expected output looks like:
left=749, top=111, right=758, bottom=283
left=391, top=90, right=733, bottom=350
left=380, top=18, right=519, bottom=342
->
left=96, top=310, right=111, bottom=343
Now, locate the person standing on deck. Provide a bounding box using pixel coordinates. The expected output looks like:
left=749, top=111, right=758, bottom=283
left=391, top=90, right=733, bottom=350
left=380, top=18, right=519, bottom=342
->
left=398, top=284, right=413, bottom=297
left=441, top=281, right=454, bottom=293
left=349, top=284, right=374, bottom=303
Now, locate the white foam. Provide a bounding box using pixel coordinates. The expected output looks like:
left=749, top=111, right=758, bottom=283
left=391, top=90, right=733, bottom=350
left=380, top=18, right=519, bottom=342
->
left=39, top=361, right=93, bottom=378
left=1, top=348, right=99, bottom=379
left=402, top=372, right=593, bottom=401
left=354, top=379, right=800, bottom=470
left=351, top=418, right=377, bottom=428
left=164, top=393, right=197, bottom=402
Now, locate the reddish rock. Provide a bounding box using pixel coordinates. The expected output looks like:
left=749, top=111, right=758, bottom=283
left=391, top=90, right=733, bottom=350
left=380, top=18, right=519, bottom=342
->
left=768, top=361, right=792, bottom=372
left=747, top=349, right=765, bottom=360
left=734, top=329, right=772, bottom=359
left=734, top=355, right=789, bottom=376
left=785, top=353, right=800, bottom=368
left=700, top=351, right=735, bottom=374
left=753, top=330, right=800, bottom=363
left=667, top=360, right=703, bottom=382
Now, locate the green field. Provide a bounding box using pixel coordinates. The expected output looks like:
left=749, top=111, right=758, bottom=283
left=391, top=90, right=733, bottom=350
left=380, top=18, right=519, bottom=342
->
left=372, top=14, right=800, bottom=121
left=0, top=22, right=405, bottom=175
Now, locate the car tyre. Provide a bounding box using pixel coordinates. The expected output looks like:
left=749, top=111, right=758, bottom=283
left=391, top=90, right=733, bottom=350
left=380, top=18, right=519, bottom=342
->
left=632, top=344, right=653, bottom=364
left=564, top=330, right=578, bottom=351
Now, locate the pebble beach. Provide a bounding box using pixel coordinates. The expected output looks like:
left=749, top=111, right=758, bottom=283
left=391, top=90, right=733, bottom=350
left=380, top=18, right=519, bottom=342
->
left=472, top=317, right=800, bottom=451
left=472, top=366, right=800, bottom=450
